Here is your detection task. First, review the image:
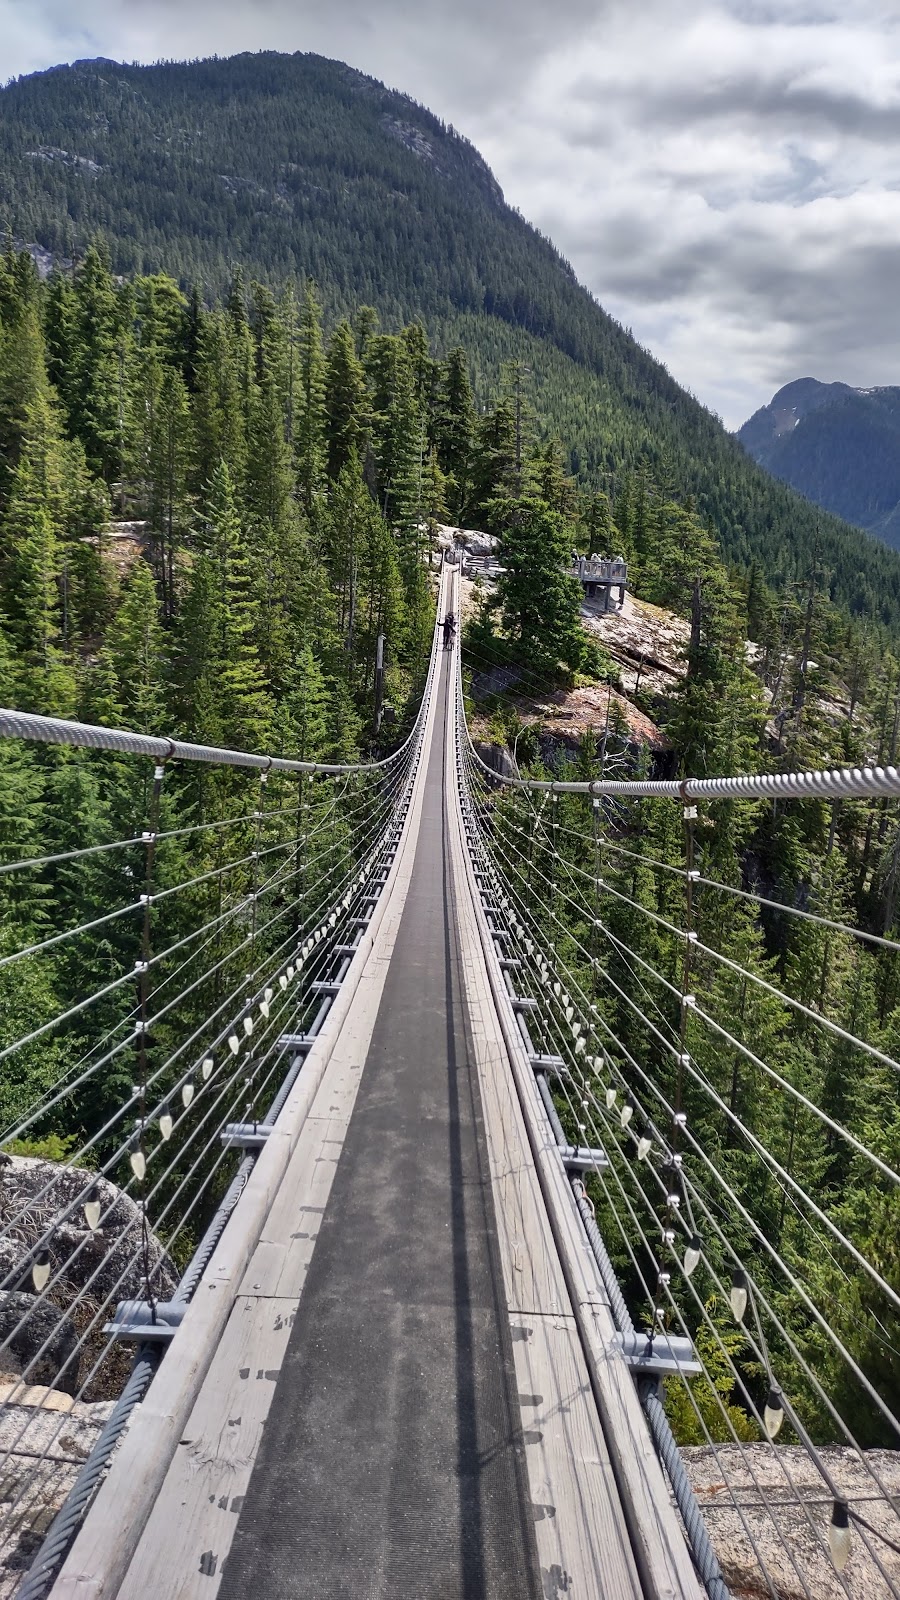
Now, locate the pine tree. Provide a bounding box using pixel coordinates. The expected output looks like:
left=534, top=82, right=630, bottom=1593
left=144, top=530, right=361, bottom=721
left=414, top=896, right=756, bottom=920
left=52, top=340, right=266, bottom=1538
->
left=0, top=457, right=75, bottom=715
left=378, top=341, right=423, bottom=559
left=325, top=461, right=368, bottom=661
left=584, top=489, right=620, bottom=555
left=277, top=643, right=329, bottom=763
left=324, top=321, right=368, bottom=480
left=434, top=348, right=475, bottom=520
left=665, top=570, right=765, bottom=793
left=533, top=440, right=578, bottom=521
left=192, top=310, right=249, bottom=494
left=150, top=367, right=193, bottom=620
left=295, top=283, right=327, bottom=510
left=176, top=461, right=272, bottom=749
left=496, top=496, right=584, bottom=672
left=356, top=491, right=407, bottom=698
left=0, top=297, right=50, bottom=499
left=42, top=271, right=78, bottom=411
left=422, top=447, right=449, bottom=560
left=246, top=372, right=293, bottom=538
left=68, top=243, right=127, bottom=480
left=352, top=305, right=379, bottom=361
left=470, top=399, right=517, bottom=534
left=90, top=559, right=168, bottom=734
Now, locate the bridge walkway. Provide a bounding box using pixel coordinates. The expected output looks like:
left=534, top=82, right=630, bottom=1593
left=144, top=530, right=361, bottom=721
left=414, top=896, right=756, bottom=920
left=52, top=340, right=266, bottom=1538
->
left=53, top=642, right=671, bottom=1600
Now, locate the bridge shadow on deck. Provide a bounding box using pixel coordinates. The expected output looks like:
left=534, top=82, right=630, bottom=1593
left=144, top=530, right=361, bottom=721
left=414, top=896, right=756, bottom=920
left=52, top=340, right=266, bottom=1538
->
left=218, top=658, right=541, bottom=1600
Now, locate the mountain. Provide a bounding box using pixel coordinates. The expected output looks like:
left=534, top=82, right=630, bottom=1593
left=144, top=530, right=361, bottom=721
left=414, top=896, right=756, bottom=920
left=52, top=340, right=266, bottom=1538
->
left=3, top=51, right=900, bottom=622
left=738, top=379, right=900, bottom=550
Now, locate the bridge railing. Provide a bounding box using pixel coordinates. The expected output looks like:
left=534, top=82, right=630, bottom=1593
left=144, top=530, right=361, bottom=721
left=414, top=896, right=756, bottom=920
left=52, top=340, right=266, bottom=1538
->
left=456, top=661, right=900, bottom=1599
left=0, top=610, right=445, bottom=1597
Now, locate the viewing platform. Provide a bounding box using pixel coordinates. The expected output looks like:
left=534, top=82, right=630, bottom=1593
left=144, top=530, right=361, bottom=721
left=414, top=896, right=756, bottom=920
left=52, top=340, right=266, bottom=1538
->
left=569, top=554, right=628, bottom=611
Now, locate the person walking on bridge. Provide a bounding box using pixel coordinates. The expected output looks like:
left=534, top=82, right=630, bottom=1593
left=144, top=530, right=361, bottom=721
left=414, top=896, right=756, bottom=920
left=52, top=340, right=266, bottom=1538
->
left=442, top=610, right=457, bottom=651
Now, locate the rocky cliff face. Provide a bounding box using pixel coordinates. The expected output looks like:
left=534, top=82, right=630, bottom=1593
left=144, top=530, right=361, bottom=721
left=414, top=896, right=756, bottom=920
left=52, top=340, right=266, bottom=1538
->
left=738, top=381, right=900, bottom=549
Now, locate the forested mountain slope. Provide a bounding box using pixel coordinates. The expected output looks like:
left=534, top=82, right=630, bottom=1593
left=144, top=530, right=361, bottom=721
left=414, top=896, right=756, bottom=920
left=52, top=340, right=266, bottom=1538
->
left=739, top=379, right=900, bottom=550
left=3, top=52, right=900, bottom=624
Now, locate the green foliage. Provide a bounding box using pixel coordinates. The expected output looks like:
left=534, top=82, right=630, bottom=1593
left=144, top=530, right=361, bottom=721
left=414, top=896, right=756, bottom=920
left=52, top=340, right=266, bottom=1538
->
left=6, top=1131, right=81, bottom=1162
left=496, top=496, right=584, bottom=673
left=0, top=246, right=440, bottom=1191
left=664, top=1298, right=758, bottom=1445
left=2, top=53, right=898, bottom=623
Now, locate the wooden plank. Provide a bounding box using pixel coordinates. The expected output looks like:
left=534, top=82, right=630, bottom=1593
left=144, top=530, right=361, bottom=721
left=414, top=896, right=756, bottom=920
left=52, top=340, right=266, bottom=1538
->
left=460, top=963, right=583, bottom=1319
left=116, top=1295, right=299, bottom=1600
left=519, top=1099, right=705, bottom=1600
left=511, top=1312, right=643, bottom=1599
left=238, top=1115, right=347, bottom=1299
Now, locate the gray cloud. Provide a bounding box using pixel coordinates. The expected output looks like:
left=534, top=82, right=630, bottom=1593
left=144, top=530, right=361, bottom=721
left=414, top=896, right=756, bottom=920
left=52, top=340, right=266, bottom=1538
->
left=2, top=0, right=900, bottom=426
left=569, top=73, right=900, bottom=143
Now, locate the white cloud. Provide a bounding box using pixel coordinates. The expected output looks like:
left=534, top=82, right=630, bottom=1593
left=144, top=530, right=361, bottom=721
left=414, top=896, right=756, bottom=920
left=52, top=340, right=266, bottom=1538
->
left=3, top=0, right=900, bottom=426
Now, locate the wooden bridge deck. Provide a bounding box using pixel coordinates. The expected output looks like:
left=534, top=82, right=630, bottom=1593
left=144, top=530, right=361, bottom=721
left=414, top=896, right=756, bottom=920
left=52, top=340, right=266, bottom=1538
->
left=52, top=634, right=700, bottom=1600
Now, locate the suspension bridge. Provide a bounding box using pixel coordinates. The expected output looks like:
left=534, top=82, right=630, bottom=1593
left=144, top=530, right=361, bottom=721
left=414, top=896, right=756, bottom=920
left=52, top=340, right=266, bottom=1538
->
left=0, top=563, right=898, bottom=1598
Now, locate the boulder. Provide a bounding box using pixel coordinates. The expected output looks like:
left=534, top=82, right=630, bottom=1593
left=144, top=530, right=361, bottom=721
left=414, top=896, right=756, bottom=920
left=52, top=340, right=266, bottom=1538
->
left=0, top=1156, right=177, bottom=1398
left=0, top=1293, right=78, bottom=1397
left=473, top=741, right=520, bottom=780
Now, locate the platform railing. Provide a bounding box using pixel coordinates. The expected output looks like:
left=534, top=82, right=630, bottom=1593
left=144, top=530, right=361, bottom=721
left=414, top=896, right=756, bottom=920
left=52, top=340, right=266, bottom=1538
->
left=456, top=647, right=900, bottom=1600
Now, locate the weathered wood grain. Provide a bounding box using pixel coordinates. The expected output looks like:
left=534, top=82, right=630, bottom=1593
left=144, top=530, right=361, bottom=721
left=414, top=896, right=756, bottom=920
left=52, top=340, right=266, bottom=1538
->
left=116, top=1294, right=300, bottom=1600
left=511, top=1312, right=643, bottom=1599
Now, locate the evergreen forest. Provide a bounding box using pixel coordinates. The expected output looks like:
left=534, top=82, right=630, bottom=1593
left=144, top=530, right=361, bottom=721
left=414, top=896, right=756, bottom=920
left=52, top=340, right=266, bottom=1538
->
left=4, top=52, right=900, bottom=622
left=0, top=105, right=898, bottom=1455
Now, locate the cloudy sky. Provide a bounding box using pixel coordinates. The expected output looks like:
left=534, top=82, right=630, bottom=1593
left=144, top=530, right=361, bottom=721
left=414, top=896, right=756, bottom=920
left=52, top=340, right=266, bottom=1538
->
left=3, top=0, right=900, bottom=428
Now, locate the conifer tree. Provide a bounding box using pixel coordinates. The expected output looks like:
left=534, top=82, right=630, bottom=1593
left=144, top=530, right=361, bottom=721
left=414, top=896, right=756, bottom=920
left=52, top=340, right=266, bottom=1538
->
left=352, top=305, right=379, bottom=362
left=325, top=460, right=368, bottom=659
left=533, top=440, right=578, bottom=521
left=470, top=399, right=517, bottom=534
left=324, top=321, right=368, bottom=480
left=401, top=321, right=435, bottom=414
left=0, top=299, right=50, bottom=497
left=177, top=461, right=271, bottom=749
left=192, top=311, right=249, bottom=494
left=497, top=496, right=583, bottom=672
left=422, top=447, right=449, bottom=558
left=295, top=283, right=327, bottom=510
left=665, top=570, right=765, bottom=794
left=584, top=490, right=620, bottom=555
left=150, top=367, right=193, bottom=620
left=378, top=341, right=423, bottom=558
left=91, top=560, right=168, bottom=734
left=42, top=272, right=78, bottom=412
left=277, top=643, right=329, bottom=763
left=246, top=372, right=293, bottom=538
left=357, top=492, right=407, bottom=697
left=68, top=244, right=126, bottom=480
left=0, top=453, right=76, bottom=715
left=434, top=348, right=475, bottom=519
